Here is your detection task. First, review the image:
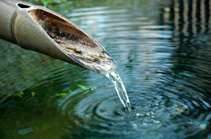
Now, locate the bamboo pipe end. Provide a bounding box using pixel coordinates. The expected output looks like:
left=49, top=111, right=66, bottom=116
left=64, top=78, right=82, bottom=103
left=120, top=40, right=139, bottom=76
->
left=8, top=1, right=117, bottom=73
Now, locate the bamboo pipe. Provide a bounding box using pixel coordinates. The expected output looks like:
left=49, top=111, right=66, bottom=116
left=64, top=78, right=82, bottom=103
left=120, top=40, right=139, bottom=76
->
left=0, top=0, right=116, bottom=73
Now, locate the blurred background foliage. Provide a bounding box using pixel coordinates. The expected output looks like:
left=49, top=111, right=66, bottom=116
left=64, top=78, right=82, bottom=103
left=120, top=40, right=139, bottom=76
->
left=23, top=0, right=148, bottom=9
left=23, top=0, right=66, bottom=7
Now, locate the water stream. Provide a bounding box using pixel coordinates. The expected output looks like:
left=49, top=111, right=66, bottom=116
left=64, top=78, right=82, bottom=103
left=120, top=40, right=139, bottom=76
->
left=105, top=68, right=131, bottom=111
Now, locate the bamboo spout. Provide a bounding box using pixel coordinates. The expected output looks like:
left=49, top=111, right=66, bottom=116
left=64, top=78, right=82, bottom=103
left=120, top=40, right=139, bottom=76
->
left=0, top=0, right=116, bottom=73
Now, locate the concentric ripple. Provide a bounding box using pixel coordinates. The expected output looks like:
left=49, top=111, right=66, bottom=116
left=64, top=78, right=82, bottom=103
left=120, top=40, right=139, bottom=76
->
left=58, top=82, right=210, bottom=138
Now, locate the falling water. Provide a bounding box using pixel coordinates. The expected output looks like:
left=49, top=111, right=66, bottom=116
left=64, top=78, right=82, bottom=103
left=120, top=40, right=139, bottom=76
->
left=105, top=68, right=131, bottom=111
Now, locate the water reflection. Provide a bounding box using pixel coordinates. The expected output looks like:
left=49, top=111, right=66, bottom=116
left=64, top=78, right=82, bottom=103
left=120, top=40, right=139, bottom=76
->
left=0, top=0, right=211, bottom=138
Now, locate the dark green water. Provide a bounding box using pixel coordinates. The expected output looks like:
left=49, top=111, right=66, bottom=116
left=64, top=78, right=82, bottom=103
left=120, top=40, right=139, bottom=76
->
left=0, top=0, right=211, bottom=138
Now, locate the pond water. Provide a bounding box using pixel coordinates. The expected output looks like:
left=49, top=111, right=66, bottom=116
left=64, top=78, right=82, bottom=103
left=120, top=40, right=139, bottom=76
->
left=0, top=0, right=211, bottom=138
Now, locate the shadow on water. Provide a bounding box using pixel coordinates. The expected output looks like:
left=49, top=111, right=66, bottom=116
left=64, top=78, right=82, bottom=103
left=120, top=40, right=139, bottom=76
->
left=0, top=0, right=211, bottom=138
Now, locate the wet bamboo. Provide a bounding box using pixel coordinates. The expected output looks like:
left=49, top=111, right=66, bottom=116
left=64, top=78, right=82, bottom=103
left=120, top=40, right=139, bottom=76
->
left=0, top=0, right=115, bottom=73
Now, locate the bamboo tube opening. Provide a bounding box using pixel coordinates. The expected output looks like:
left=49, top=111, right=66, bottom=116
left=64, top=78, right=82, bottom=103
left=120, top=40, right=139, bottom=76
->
left=28, top=9, right=112, bottom=71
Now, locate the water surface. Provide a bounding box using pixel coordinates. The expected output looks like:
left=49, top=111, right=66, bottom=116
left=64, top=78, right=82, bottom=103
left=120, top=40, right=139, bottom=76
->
left=0, top=0, right=211, bottom=138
